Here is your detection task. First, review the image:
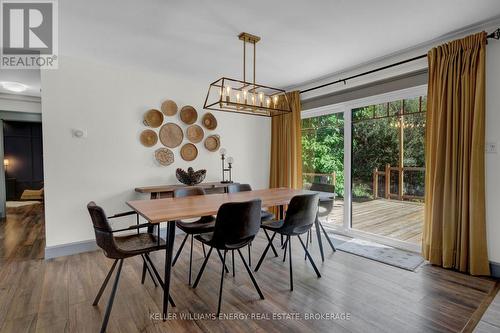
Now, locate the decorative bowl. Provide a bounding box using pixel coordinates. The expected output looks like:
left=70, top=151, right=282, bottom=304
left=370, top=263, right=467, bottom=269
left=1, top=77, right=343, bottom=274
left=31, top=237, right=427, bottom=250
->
left=176, top=167, right=206, bottom=186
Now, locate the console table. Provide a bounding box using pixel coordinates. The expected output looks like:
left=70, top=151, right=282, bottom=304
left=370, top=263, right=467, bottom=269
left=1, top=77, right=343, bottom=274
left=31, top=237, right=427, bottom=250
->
left=135, top=181, right=239, bottom=199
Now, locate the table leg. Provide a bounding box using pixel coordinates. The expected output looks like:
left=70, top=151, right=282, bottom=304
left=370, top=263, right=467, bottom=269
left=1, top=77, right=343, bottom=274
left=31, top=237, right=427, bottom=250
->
left=315, top=216, right=325, bottom=262
left=279, top=205, right=284, bottom=246
left=162, top=221, right=176, bottom=320
left=148, top=193, right=159, bottom=234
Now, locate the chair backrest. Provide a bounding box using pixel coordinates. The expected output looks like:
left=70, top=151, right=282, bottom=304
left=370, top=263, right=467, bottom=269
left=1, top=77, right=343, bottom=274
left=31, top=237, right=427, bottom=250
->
left=310, top=182, right=335, bottom=193
left=211, top=199, right=262, bottom=249
left=174, top=187, right=206, bottom=198
left=87, top=202, right=120, bottom=258
left=227, top=183, right=252, bottom=193
left=281, top=194, right=319, bottom=235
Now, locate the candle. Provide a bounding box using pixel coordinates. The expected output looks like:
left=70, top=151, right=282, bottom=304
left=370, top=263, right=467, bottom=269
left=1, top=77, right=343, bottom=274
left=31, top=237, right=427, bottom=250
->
left=266, top=97, right=271, bottom=108
left=273, top=95, right=278, bottom=108
left=251, top=94, right=255, bottom=105
left=243, top=90, right=247, bottom=104
left=226, top=86, right=231, bottom=102
left=259, top=92, right=264, bottom=106
left=236, top=92, right=240, bottom=104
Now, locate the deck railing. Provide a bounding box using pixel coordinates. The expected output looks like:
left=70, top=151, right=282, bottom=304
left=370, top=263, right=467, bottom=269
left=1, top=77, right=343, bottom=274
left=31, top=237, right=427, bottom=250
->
left=372, top=164, right=424, bottom=200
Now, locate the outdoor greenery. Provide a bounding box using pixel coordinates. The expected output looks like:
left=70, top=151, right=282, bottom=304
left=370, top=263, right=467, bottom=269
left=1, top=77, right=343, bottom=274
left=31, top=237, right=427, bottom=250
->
left=301, top=96, right=426, bottom=201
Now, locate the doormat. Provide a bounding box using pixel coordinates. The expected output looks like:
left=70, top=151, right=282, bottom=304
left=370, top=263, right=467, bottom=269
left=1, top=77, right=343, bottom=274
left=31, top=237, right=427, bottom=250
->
left=336, top=238, right=424, bottom=271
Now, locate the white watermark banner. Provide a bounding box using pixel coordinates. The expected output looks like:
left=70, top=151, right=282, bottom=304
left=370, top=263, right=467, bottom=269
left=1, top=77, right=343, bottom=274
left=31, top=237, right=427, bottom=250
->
left=150, top=311, right=352, bottom=321
left=0, top=0, right=58, bottom=69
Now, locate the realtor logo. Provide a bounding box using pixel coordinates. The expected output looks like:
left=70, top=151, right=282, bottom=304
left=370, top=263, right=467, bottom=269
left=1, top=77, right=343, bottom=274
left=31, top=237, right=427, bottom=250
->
left=1, top=0, right=58, bottom=69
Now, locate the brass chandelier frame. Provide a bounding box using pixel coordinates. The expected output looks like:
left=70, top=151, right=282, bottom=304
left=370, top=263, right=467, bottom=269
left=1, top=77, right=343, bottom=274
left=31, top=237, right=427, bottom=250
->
left=203, top=32, right=292, bottom=117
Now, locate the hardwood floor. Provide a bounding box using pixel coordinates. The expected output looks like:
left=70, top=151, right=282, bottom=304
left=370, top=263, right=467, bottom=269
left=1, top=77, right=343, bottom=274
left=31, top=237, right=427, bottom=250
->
left=473, top=287, right=500, bottom=332
left=0, top=206, right=497, bottom=333
left=0, top=203, right=45, bottom=263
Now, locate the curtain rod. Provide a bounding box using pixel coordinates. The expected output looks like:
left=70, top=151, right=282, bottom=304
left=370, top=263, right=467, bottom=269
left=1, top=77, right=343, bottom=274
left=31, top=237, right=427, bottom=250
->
left=300, top=28, right=500, bottom=95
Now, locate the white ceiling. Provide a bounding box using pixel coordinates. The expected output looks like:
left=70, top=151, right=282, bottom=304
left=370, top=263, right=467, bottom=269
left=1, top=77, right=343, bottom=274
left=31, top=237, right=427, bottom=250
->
left=0, top=69, right=40, bottom=97
left=3, top=0, right=500, bottom=97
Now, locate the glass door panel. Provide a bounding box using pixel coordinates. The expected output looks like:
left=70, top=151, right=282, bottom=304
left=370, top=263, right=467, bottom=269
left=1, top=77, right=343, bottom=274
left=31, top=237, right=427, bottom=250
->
left=350, top=97, right=426, bottom=245
left=301, top=112, right=344, bottom=227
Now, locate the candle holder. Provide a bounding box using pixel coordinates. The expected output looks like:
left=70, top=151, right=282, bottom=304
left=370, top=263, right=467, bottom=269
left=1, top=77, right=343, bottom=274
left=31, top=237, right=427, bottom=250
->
left=219, top=148, right=234, bottom=183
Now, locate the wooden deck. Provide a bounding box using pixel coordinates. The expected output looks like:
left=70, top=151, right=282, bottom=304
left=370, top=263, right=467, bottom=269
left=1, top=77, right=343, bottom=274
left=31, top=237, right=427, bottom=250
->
left=321, top=198, right=424, bottom=245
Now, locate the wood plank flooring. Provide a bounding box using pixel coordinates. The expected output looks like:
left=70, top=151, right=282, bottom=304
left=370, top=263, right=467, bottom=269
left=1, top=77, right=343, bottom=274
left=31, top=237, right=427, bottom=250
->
left=0, top=205, right=497, bottom=333
left=473, top=287, right=500, bottom=332
left=324, top=199, right=424, bottom=244
left=0, top=203, right=44, bottom=263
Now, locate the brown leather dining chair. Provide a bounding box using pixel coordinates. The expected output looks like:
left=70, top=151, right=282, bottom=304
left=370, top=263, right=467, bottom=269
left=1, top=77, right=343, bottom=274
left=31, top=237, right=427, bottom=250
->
left=87, top=202, right=175, bottom=333
left=192, top=199, right=264, bottom=316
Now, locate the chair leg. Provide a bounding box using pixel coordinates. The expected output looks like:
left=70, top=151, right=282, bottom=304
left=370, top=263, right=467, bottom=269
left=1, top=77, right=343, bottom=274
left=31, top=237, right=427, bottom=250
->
left=283, top=238, right=288, bottom=262
left=248, top=243, right=252, bottom=267
left=216, top=249, right=230, bottom=273
left=202, top=243, right=207, bottom=257
left=172, top=233, right=189, bottom=267
left=288, top=236, right=293, bottom=291
left=237, top=249, right=264, bottom=300
left=141, top=254, right=158, bottom=287
left=216, top=250, right=227, bottom=316
left=254, top=232, right=277, bottom=272
left=188, top=235, right=194, bottom=285
left=298, top=235, right=321, bottom=278
left=99, top=259, right=123, bottom=333
left=281, top=237, right=288, bottom=249
left=141, top=258, right=147, bottom=284
left=232, top=250, right=235, bottom=277
left=193, top=247, right=213, bottom=288
left=93, top=259, right=118, bottom=306
left=263, top=229, right=279, bottom=257
left=304, top=231, right=310, bottom=260
left=319, top=221, right=336, bottom=252
left=143, top=254, right=176, bottom=307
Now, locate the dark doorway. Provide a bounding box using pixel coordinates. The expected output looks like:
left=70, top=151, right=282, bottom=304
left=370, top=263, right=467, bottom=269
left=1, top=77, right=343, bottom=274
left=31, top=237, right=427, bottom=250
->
left=1, top=120, right=45, bottom=262
left=3, top=121, right=44, bottom=200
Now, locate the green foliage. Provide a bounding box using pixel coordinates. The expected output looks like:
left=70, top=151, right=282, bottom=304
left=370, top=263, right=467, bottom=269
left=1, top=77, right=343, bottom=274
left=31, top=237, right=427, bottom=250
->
left=302, top=114, right=344, bottom=196
left=301, top=97, right=426, bottom=200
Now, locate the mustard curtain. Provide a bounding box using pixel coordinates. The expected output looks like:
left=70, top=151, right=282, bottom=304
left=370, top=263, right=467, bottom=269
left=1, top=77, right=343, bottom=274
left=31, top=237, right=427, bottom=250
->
left=423, top=32, right=489, bottom=275
left=269, top=91, right=303, bottom=190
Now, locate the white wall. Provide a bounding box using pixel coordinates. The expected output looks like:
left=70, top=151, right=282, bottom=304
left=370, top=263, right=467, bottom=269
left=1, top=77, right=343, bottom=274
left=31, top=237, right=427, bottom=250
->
left=41, top=56, right=271, bottom=248
left=485, top=39, right=500, bottom=263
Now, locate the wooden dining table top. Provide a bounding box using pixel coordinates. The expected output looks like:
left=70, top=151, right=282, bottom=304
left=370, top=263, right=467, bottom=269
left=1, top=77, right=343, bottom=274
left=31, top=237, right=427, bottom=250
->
left=126, top=188, right=320, bottom=224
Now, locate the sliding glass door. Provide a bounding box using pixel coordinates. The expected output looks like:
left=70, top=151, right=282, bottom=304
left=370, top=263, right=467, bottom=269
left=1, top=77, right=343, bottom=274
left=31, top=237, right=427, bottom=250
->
left=301, top=86, right=427, bottom=250
left=351, top=97, right=426, bottom=245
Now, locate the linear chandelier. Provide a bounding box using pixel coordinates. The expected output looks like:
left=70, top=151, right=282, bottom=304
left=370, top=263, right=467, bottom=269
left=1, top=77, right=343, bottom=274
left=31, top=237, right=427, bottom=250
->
left=203, top=32, right=292, bottom=117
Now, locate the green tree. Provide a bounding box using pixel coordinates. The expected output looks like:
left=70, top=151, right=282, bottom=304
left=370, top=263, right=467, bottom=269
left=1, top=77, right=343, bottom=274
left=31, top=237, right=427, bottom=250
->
left=302, top=97, right=426, bottom=201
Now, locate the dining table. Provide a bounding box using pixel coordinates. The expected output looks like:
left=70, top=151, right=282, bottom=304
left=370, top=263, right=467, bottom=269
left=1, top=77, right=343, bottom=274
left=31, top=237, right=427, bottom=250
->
left=126, top=187, right=332, bottom=319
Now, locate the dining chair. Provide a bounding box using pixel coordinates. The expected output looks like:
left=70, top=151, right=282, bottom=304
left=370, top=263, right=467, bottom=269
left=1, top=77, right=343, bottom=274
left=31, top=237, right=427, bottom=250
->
left=192, top=199, right=265, bottom=316
left=306, top=183, right=337, bottom=259
left=171, top=187, right=225, bottom=285
left=226, top=183, right=278, bottom=268
left=87, top=202, right=175, bottom=333
left=254, top=193, right=321, bottom=291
